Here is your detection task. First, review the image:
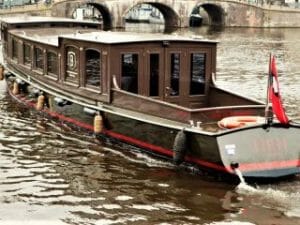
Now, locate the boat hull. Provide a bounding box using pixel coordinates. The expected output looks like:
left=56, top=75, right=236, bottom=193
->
left=4, top=77, right=300, bottom=180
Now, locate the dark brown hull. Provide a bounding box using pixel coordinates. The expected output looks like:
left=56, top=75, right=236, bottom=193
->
left=4, top=77, right=300, bottom=180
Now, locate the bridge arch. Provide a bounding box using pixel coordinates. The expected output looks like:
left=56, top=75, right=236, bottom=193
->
left=122, top=2, right=180, bottom=28
left=191, top=3, right=225, bottom=26
left=86, top=3, right=112, bottom=30
left=51, top=1, right=113, bottom=30
left=201, top=3, right=225, bottom=26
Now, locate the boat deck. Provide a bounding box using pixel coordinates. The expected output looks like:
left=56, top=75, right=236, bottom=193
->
left=9, top=28, right=98, bottom=46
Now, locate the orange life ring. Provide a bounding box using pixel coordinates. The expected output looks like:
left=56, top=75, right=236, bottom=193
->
left=218, top=116, right=264, bottom=129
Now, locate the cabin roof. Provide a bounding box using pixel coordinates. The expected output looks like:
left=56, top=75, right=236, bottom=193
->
left=8, top=28, right=217, bottom=47
left=9, top=28, right=97, bottom=46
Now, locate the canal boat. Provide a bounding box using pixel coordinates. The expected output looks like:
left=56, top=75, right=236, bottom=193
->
left=189, top=14, right=203, bottom=27
left=1, top=16, right=299, bottom=180
left=125, top=4, right=163, bottom=24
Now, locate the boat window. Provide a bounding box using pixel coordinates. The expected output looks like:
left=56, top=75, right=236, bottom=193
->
left=170, top=53, right=180, bottom=96
left=190, top=53, right=206, bottom=95
left=12, top=38, right=18, bottom=60
left=23, top=43, right=31, bottom=65
left=149, top=54, right=159, bottom=97
left=121, top=53, right=138, bottom=94
left=85, top=49, right=101, bottom=87
left=47, top=51, right=58, bottom=76
left=34, top=47, right=44, bottom=71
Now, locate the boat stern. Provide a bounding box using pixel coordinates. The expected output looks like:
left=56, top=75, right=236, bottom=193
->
left=217, top=124, right=300, bottom=179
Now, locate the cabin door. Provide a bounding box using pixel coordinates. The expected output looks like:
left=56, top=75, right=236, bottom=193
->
left=119, top=49, right=161, bottom=96
left=164, top=48, right=186, bottom=105
left=144, top=48, right=164, bottom=98
left=164, top=48, right=212, bottom=107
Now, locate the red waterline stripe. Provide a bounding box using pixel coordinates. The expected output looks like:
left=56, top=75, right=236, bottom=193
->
left=15, top=94, right=300, bottom=174
left=46, top=110, right=94, bottom=131
left=237, top=159, right=300, bottom=172
left=103, top=130, right=229, bottom=172
left=19, top=95, right=94, bottom=131
left=102, top=130, right=230, bottom=172
left=17, top=95, right=173, bottom=156
left=103, top=130, right=174, bottom=157
left=186, top=156, right=229, bottom=172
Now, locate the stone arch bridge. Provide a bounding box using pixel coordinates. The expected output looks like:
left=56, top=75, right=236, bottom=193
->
left=51, top=0, right=300, bottom=29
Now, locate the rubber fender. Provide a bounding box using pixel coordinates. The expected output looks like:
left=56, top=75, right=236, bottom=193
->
left=173, top=129, right=187, bottom=165
left=0, top=65, right=3, bottom=81
left=94, top=114, right=103, bottom=134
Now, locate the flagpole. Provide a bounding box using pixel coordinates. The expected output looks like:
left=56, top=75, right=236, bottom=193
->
left=264, top=54, right=273, bottom=125
left=264, top=54, right=289, bottom=125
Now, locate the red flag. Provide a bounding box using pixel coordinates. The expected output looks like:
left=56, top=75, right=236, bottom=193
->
left=268, top=56, right=289, bottom=124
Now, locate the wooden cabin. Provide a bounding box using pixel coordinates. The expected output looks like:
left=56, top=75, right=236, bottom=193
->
left=1, top=17, right=263, bottom=124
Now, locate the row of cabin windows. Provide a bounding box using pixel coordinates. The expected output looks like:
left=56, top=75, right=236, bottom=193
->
left=11, top=39, right=101, bottom=89
left=120, top=52, right=206, bottom=96
left=11, top=38, right=206, bottom=97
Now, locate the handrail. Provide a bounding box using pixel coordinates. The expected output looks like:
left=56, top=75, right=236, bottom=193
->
left=211, top=72, right=217, bottom=87
left=112, top=74, right=120, bottom=90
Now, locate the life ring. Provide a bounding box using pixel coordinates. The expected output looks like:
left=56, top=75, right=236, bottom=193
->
left=218, top=116, right=264, bottom=129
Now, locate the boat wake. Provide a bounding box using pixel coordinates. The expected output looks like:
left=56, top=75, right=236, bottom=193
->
left=209, top=172, right=300, bottom=225
left=102, top=146, right=174, bottom=168
left=235, top=172, right=300, bottom=219
left=205, top=222, right=255, bottom=225
left=0, top=80, right=6, bottom=100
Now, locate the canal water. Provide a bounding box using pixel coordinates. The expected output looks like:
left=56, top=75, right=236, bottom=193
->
left=0, top=25, right=300, bottom=225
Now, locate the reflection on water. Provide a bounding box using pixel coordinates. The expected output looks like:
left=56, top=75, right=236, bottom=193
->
left=1, top=25, right=300, bottom=224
